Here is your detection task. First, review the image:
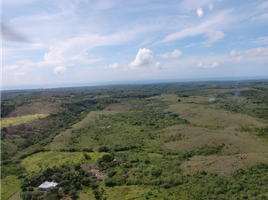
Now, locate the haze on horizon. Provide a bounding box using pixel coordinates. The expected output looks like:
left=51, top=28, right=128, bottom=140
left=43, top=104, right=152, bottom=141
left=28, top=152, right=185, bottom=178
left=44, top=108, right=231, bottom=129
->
left=2, top=0, right=268, bottom=90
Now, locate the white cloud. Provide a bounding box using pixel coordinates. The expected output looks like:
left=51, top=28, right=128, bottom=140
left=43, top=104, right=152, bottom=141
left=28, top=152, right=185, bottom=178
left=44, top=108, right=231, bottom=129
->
left=205, top=30, right=225, bottom=41
left=260, top=1, right=268, bottom=9
left=54, top=65, right=67, bottom=74
left=129, top=48, right=154, bottom=69
left=185, top=43, right=197, bottom=48
left=15, top=72, right=26, bottom=76
left=158, top=9, right=231, bottom=44
left=230, top=49, right=238, bottom=56
left=234, top=56, right=243, bottom=63
left=159, top=49, right=182, bottom=59
left=197, top=62, right=220, bottom=68
left=3, top=65, right=21, bottom=71
left=179, top=0, right=215, bottom=12
left=108, top=62, right=119, bottom=69
left=252, top=36, right=268, bottom=45
left=230, top=47, right=268, bottom=57
left=251, top=13, right=268, bottom=21
left=155, top=62, right=163, bottom=70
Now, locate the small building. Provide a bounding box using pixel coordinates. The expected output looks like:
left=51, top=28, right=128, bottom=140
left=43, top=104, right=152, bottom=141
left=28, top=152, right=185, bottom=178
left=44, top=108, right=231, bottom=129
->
left=38, top=181, right=58, bottom=191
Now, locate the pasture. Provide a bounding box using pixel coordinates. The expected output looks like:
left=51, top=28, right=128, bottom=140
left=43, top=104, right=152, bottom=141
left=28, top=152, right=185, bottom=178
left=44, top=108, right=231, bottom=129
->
left=21, top=151, right=106, bottom=173
left=1, top=176, right=21, bottom=200
left=1, top=114, right=49, bottom=128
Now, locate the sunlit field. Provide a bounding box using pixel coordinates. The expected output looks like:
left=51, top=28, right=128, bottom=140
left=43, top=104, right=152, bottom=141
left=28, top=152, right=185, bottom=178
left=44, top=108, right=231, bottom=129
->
left=1, top=114, right=49, bottom=128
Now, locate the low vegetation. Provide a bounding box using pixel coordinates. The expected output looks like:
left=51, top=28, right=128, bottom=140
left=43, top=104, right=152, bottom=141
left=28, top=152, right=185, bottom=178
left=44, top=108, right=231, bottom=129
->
left=1, top=80, right=268, bottom=199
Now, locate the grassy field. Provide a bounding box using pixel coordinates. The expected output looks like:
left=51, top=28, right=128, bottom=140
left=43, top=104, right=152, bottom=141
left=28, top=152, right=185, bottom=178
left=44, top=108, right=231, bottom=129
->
left=1, top=114, right=49, bottom=128
left=1, top=176, right=21, bottom=200
left=21, top=151, right=107, bottom=173
left=166, top=103, right=266, bottom=128
left=50, top=100, right=135, bottom=150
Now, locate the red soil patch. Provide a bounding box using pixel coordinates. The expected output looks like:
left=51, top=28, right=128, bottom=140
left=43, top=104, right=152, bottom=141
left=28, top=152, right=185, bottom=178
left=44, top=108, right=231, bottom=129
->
left=209, top=160, right=218, bottom=165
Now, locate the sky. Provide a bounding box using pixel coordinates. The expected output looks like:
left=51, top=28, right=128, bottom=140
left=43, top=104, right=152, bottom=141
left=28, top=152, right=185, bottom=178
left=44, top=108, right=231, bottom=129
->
left=1, top=0, right=268, bottom=89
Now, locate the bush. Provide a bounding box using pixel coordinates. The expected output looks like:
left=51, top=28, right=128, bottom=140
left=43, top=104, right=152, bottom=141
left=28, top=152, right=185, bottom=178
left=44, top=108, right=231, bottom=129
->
left=83, top=152, right=91, bottom=160
left=97, top=146, right=110, bottom=152
left=107, top=170, right=117, bottom=177
left=82, top=148, right=94, bottom=152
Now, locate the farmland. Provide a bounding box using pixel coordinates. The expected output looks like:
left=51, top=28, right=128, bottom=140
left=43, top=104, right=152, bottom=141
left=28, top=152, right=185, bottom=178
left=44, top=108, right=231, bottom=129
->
left=1, top=80, right=268, bottom=199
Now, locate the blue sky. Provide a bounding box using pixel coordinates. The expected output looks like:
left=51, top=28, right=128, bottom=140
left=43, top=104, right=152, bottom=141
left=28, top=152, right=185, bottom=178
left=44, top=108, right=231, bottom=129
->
left=2, top=0, right=268, bottom=89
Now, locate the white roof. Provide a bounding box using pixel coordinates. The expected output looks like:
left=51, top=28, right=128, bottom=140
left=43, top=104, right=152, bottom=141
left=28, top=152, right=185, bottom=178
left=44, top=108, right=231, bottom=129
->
left=38, top=181, right=58, bottom=189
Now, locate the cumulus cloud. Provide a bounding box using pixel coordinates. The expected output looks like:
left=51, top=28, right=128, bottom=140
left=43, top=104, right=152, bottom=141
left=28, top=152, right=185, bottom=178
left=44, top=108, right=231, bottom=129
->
left=129, top=48, right=154, bottom=69
left=205, top=30, right=225, bottom=41
left=108, top=62, right=119, bottom=69
left=54, top=65, right=67, bottom=74
left=197, top=62, right=220, bottom=69
left=159, top=49, right=182, bottom=59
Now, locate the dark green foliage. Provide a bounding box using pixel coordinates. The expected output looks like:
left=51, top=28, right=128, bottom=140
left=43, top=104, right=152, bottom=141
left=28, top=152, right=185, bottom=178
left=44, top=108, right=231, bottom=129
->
left=1, top=104, right=15, bottom=117
left=178, top=163, right=268, bottom=199
left=97, top=146, right=110, bottom=152
left=83, top=152, right=91, bottom=160
left=105, top=175, right=126, bottom=186
left=107, top=170, right=117, bottom=177
left=113, top=144, right=142, bottom=152
left=59, top=148, right=80, bottom=152
left=82, top=147, right=94, bottom=152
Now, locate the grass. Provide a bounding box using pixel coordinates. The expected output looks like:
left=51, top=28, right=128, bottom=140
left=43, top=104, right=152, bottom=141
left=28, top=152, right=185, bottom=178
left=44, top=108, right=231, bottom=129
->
left=7, top=190, right=21, bottom=200
left=1, top=176, right=21, bottom=200
left=1, top=114, right=49, bottom=128
left=166, top=103, right=266, bottom=128
left=50, top=100, right=134, bottom=150
left=21, top=151, right=107, bottom=173
left=147, top=94, right=208, bottom=104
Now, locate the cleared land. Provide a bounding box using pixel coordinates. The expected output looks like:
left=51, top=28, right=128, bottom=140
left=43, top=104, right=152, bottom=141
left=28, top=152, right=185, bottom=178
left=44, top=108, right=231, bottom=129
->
left=1, top=114, right=49, bottom=128
left=1, top=176, right=21, bottom=200
left=21, top=151, right=106, bottom=173
left=166, top=102, right=266, bottom=128
left=50, top=100, right=136, bottom=150
left=6, top=102, right=57, bottom=118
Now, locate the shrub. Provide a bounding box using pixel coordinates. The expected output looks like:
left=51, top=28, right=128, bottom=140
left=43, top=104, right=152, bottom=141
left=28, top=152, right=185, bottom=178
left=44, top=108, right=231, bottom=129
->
left=97, top=146, right=110, bottom=152
left=83, top=152, right=91, bottom=160
left=107, top=170, right=117, bottom=177
left=82, top=147, right=94, bottom=152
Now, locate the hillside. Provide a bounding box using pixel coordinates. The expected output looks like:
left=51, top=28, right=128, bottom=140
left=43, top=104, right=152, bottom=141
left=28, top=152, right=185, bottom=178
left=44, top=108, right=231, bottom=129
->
left=1, top=80, right=268, bottom=200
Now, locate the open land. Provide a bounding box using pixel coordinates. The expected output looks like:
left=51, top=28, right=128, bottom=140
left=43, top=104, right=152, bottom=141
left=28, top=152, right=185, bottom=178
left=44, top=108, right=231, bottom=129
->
left=1, top=80, right=268, bottom=200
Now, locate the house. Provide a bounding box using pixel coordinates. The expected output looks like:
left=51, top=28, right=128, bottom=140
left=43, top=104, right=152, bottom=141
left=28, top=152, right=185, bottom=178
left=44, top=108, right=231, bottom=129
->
left=38, top=181, right=58, bottom=191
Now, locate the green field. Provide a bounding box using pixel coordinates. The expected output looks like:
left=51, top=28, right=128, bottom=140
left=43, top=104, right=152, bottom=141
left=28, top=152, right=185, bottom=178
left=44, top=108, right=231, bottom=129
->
left=1, top=114, right=49, bottom=128
left=21, top=151, right=107, bottom=173
left=1, top=176, right=21, bottom=200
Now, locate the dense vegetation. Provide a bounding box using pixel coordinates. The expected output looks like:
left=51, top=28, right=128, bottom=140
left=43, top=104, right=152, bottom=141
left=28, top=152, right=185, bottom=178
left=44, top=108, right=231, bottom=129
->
left=1, top=80, right=268, bottom=200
